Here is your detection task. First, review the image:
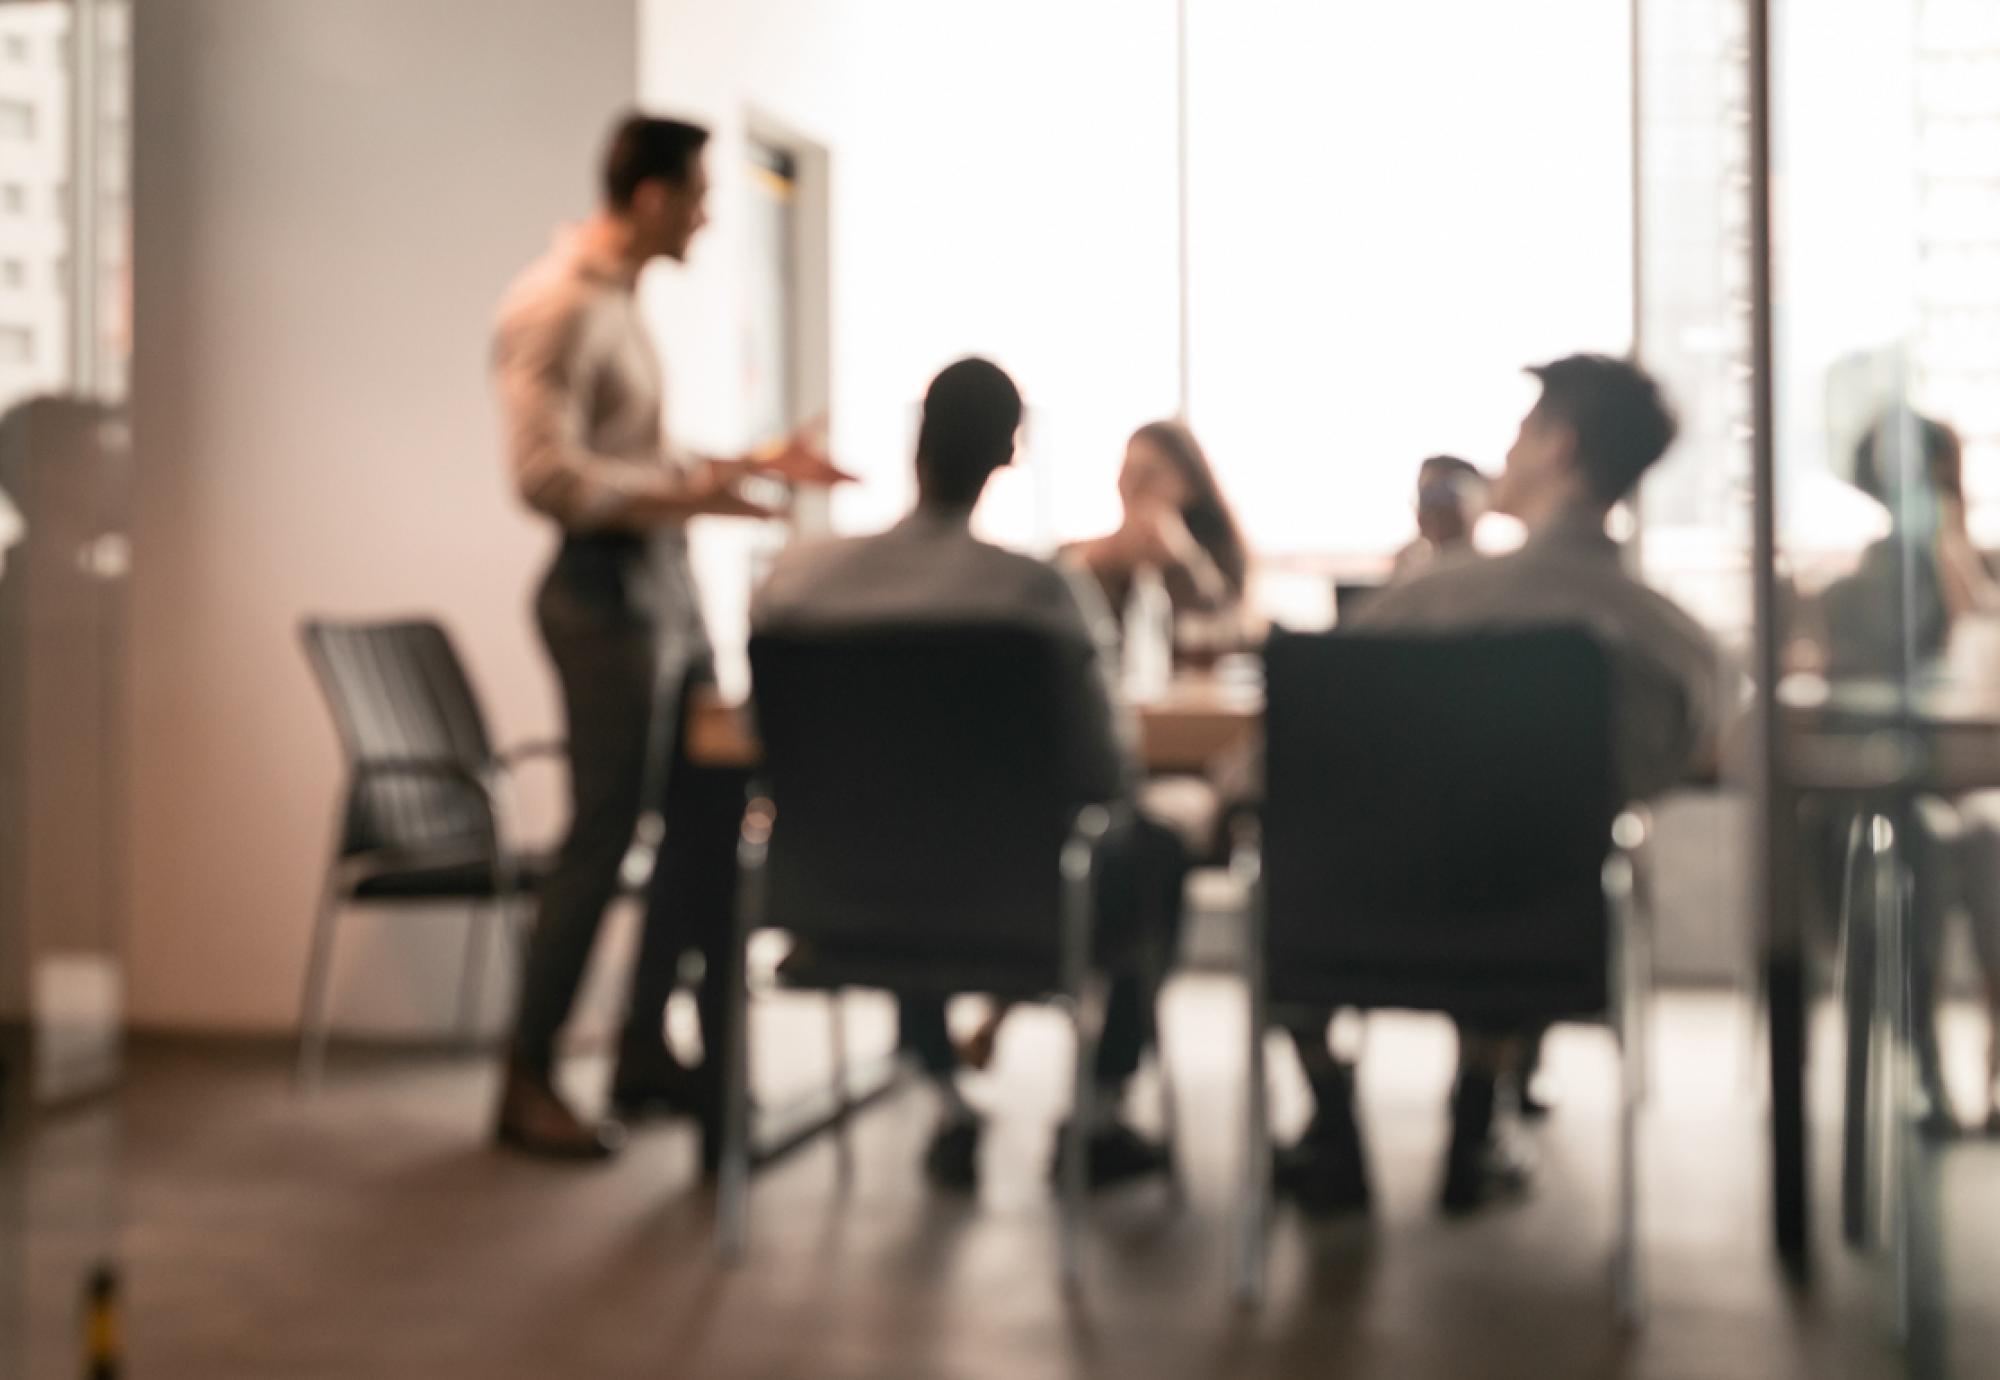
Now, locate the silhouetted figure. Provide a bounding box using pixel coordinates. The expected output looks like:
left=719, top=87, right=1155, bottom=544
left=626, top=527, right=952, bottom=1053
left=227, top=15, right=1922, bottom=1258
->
left=1389, top=453, right=1487, bottom=583
left=755, top=359, right=1187, bottom=1194
left=1274, top=355, right=1717, bottom=1215
left=1815, top=411, right=2000, bottom=1136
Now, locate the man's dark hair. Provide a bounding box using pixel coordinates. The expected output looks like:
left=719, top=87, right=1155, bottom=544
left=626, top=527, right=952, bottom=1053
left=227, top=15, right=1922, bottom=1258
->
left=1526, top=354, right=1678, bottom=505
left=916, top=358, right=1023, bottom=506
left=1417, top=454, right=1483, bottom=487
left=601, top=112, right=710, bottom=209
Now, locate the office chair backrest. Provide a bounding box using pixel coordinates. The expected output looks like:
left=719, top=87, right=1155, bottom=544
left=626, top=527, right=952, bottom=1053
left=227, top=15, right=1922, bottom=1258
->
left=1332, top=581, right=1384, bottom=625
left=1262, top=627, right=1618, bottom=1021
left=748, top=624, right=1114, bottom=970
left=300, top=619, right=496, bottom=858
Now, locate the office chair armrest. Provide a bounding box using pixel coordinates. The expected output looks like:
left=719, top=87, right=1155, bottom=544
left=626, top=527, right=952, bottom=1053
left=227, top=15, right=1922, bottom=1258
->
left=1059, top=803, right=1117, bottom=993
left=1608, top=806, right=1656, bottom=934
left=348, top=757, right=520, bottom=881
left=1064, top=798, right=1125, bottom=880
left=1227, top=812, right=1263, bottom=886
left=1605, top=806, right=1655, bottom=1322
left=1604, top=807, right=1655, bottom=1105
left=735, top=789, right=777, bottom=904
left=353, top=756, right=491, bottom=793
left=1064, top=802, right=1116, bottom=855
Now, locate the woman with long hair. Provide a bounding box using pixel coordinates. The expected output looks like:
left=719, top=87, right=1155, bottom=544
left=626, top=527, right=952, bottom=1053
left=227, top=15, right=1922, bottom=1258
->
left=956, top=421, right=1249, bottom=1074
left=1066, top=419, right=1250, bottom=633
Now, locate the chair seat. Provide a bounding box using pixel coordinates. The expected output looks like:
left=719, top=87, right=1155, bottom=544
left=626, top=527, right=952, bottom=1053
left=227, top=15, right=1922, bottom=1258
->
left=1265, top=972, right=1607, bottom=1028
left=768, top=916, right=1158, bottom=999
left=347, top=849, right=549, bottom=900
left=1263, top=885, right=1611, bottom=1025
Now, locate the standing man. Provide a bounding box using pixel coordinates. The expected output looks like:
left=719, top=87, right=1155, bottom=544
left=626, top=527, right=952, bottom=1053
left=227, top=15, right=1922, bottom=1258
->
left=491, top=111, right=846, bottom=1160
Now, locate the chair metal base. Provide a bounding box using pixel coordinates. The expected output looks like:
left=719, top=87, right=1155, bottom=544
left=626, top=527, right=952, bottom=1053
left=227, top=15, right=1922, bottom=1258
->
left=719, top=804, right=1145, bottom=1294
left=1233, top=816, right=1653, bottom=1324
left=294, top=880, right=524, bottom=1091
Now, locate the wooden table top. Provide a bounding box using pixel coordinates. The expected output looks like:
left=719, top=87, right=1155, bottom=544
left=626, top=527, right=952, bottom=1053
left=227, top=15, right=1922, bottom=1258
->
left=1778, top=674, right=2000, bottom=793
left=688, top=671, right=2000, bottom=792
left=685, top=676, right=1262, bottom=774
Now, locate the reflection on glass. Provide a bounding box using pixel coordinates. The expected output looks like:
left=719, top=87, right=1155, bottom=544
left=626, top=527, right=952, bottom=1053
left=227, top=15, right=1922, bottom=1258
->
left=0, top=2, right=128, bottom=1373
left=1769, top=0, right=2000, bottom=1367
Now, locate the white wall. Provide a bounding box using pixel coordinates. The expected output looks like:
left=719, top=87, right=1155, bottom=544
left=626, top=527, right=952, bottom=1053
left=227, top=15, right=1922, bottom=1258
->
left=126, top=0, right=1185, bottom=1036
left=129, top=0, right=637, bottom=1033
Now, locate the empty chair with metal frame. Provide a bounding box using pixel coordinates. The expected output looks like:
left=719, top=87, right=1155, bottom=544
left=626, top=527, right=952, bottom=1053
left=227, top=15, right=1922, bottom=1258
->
left=1234, top=627, right=1654, bottom=1320
left=295, top=618, right=568, bottom=1087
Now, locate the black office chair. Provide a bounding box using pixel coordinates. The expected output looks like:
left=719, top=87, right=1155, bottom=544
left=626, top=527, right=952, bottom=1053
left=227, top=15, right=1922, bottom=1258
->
left=295, top=619, right=564, bottom=1087
left=1234, top=627, right=1653, bottom=1319
left=716, top=624, right=1176, bottom=1285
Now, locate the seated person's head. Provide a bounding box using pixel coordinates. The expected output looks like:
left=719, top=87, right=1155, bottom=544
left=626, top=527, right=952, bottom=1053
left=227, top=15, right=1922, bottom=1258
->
left=1494, top=354, right=1677, bottom=522
left=915, top=357, right=1023, bottom=509
left=1120, top=419, right=1249, bottom=596
left=1852, top=409, right=1962, bottom=520
left=1414, top=454, right=1486, bottom=546
left=1121, top=421, right=1210, bottom=514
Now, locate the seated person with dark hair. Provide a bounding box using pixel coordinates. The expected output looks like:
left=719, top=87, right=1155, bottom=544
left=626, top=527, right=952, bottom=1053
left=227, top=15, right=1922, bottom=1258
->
left=1274, top=354, right=1719, bottom=1216
left=752, top=357, right=1187, bottom=1193
left=1389, top=453, right=1488, bottom=583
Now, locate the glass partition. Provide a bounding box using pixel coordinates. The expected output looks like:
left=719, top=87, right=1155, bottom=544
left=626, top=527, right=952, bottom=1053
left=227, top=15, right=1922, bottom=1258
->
left=1638, top=0, right=2000, bottom=1368
left=0, top=0, right=129, bottom=1373
left=1687, top=0, right=2000, bottom=1368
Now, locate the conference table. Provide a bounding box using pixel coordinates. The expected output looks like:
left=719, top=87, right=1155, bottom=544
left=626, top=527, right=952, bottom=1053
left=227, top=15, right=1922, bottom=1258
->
left=686, top=673, right=1265, bottom=776
left=1779, top=675, right=2000, bottom=793
left=692, top=670, right=2000, bottom=782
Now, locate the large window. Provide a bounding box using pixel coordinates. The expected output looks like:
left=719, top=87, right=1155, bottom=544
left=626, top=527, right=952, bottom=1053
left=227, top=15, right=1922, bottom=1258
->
left=717, top=1, right=1638, bottom=573
left=1183, top=0, right=1636, bottom=561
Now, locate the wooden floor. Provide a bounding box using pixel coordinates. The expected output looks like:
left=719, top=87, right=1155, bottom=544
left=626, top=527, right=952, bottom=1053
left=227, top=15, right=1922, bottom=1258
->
left=7, top=985, right=1996, bottom=1379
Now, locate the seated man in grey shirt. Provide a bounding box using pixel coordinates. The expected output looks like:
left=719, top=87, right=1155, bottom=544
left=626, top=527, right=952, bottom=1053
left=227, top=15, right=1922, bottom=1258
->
left=1275, top=354, right=1719, bottom=1217
left=754, top=358, right=1187, bottom=1193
